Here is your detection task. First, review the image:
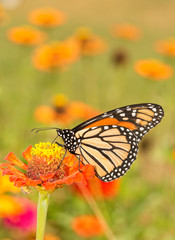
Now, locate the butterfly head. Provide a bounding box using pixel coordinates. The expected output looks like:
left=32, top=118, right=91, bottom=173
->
left=56, top=129, right=80, bottom=153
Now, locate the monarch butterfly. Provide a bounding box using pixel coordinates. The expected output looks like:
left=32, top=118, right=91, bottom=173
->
left=34, top=103, right=164, bottom=182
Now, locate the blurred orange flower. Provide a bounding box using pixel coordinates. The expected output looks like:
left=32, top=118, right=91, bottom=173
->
left=34, top=105, right=57, bottom=124
left=72, top=27, right=106, bottom=56
left=155, top=38, right=175, bottom=57
left=134, top=59, right=173, bottom=80
left=28, top=7, right=66, bottom=27
left=7, top=26, right=46, bottom=46
left=32, top=40, right=80, bottom=71
left=72, top=215, right=104, bottom=238
left=68, top=101, right=99, bottom=120
left=0, top=142, right=95, bottom=191
left=74, top=176, right=120, bottom=199
left=112, top=23, right=141, bottom=41
left=34, top=94, right=99, bottom=127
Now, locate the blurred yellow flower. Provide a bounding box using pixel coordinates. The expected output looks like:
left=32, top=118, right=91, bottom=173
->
left=0, top=172, right=20, bottom=194
left=72, top=27, right=106, bottom=56
left=134, top=59, right=173, bottom=80
left=7, top=26, right=46, bottom=46
left=155, top=38, right=175, bottom=57
left=28, top=7, right=66, bottom=27
left=112, top=23, right=141, bottom=41
left=0, top=195, right=22, bottom=218
left=32, top=40, right=80, bottom=71
left=34, top=94, right=99, bottom=127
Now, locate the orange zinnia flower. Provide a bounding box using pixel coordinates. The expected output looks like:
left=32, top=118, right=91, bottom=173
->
left=134, top=59, right=173, bottom=80
left=0, top=142, right=95, bottom=191
left=72, top=27, right=106, bottom=56
left=32, top=40, right=80, bottom=71
left=112, top=23, right=141, bottom=41
left=7, top=26, right=46, bottom=46
left=74, top=176, right=120, bottom=199
left=28, top=7, right=66, bottom=27
left=34, top=94, right=99, bottom=127
left=72, top=215, right=104, bottom=238
left=155, top=38, right=175, bottom=57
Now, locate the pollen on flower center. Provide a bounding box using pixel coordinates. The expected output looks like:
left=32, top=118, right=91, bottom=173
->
left=27, top=142, right=65, bottom=181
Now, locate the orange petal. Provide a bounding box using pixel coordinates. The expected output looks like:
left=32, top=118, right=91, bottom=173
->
left=42, top=181, right=57, bottom=191
left=82, top=165, right=95, bottom=179
left=25, top=178, right=42, bottom=186
left=65, top=176, right=74, bottom=185
left=39, top=173, right=55, bottom=181
left=14, top=180, right=27, bottom=187
left=73, top=172, right=84, bottom=183
left=22, top=145, right=33, bottom=162
left=0, top=163, right=26, bottom=177
left=4, top=152, right=28, bottom=170
left=54, top=175, right=74, bottom=185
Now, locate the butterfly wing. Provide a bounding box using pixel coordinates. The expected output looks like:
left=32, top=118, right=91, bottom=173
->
left=72, top=103, right=164, bottom=141
left=74, top=125, right=138, bottom=181
left=72, top=103, right=164, bottom=182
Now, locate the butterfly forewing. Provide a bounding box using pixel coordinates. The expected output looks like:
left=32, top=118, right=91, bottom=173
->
left=73, top=103, right=164, bottom=141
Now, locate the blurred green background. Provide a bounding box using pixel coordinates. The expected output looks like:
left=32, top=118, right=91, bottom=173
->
left=0, top=0, right=175, bottom=239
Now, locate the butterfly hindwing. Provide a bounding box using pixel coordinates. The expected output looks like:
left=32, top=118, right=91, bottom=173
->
left=74, top=125, right=139, bottom=181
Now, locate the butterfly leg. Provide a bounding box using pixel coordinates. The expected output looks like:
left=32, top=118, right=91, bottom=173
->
left=56, top=148, right=67, bottom=171
left=75, top=154, right=85, bottom=173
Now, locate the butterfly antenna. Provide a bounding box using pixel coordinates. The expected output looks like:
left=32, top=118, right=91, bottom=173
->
left=31, top=127, right=60, bottom=134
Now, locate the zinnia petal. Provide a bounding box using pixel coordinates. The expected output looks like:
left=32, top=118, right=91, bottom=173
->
left=22, top=145, right=33, bottom=162
left=4, top=152, right=28, bottom=170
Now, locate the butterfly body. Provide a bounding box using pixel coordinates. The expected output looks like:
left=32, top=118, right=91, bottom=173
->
left=49, top=103, right=164, bottom=182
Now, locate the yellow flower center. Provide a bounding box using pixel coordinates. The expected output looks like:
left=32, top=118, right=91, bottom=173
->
left=31, top=142, right=64, bottom=161
left=27, top=142, right=65, bottom=181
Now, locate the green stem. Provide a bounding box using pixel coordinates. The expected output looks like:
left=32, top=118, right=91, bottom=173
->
left=36, top=191, right=50, bottom=240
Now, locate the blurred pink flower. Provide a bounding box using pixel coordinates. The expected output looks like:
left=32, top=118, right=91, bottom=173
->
left=2, top=197, right=37, bottom=233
